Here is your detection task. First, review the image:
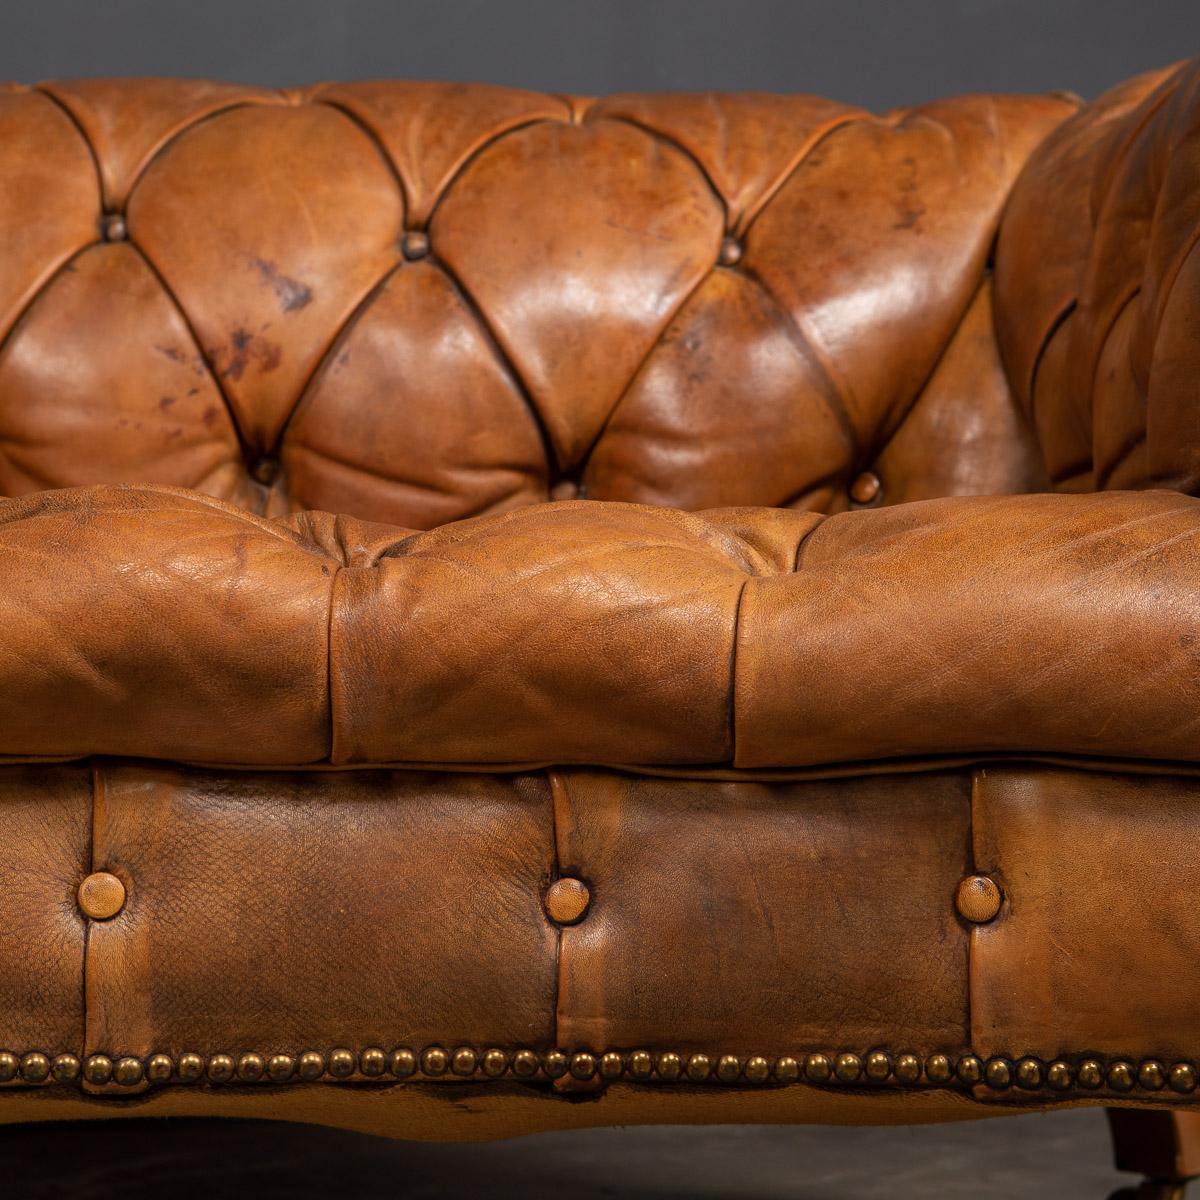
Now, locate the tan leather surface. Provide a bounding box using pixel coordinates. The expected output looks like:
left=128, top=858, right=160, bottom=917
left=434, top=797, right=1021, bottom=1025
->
left=4, top=486, right=1200, bottom=769
left=0, top=766, right=89, bottom=1053
left=972, top=767, right=1200, bottom=1062
left=0, top=80, right=1068, bottom=525
left=0, top=1079, right=996, bottom=1141
left=554, top=770, right=970, bottom=1055
left=996, top=58, right=1200, bottom=493
left=83, top=763, right=557, bottom=1092
left=4, top=65, right=1200, bottom=1137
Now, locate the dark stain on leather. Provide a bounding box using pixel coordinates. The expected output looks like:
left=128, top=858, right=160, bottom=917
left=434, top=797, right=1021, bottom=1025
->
left=250, top=256, right=313, bottom=313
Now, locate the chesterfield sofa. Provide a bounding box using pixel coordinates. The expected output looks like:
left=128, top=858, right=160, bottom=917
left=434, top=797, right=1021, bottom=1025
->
left=4, top=56, right=1200, bottom=1197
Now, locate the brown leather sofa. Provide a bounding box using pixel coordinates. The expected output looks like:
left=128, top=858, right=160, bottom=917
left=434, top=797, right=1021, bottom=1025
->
left=2, top=57, right=1200, bottom=1196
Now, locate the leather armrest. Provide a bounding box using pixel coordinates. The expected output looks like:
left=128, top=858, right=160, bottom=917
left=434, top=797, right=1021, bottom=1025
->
left=1, top=484, right=1198, bottom=771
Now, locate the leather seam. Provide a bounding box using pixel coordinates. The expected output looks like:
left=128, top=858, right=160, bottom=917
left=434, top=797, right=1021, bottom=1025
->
left=729, top=576, right=752, bottom=767
left=740, top=264, right=861, bottom=466
left=434, top=259, right=560, bottom=480
left=325, top=562, right=346, bottom=764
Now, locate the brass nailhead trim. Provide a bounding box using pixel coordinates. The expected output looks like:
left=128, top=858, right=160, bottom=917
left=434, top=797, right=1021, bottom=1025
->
left=0, top=1047, right=1194, bottom=1095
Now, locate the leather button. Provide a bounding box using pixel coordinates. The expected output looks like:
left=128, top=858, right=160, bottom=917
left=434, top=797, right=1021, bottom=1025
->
left=544, top=877, right=590, bottom=925
left=402, top=230, right=430, bottom=260
left=849, top=470, right=882, bottom=504
left=549, top=479, right=579, bottom=501
left=78, top=871, right=126, bottom=920
left=250, top=456, right=280, bottom=485
left=718, top=235, right=743, bottom=266
left=101, top=213, right=127, bottom=242
left=955, top=874, right=1002, bottom=924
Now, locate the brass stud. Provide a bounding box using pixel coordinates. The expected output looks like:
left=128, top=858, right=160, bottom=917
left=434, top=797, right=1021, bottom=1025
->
left=628, top=1051, right=653, bottom=1080
left=420, top=1047, right=447, bottom=1077
left=1108, top=1061, right=1135, bottom=1092
left=0, top=1052, right=17, bottom=1082
left=206, top=1055, right=234, bottom=1084
left=114, top=1057, right=143, bottom=1087
left=544, top=878, right=591, bottom=925
left=925, top=1054, right=954, bottom=1084
left=1170, top=1063, right=1197, bottom=1094
left=1046, top=1061, right=1073, bottom=1091
left=1077, top=1059, right=1104, bottom=1089
left=849, top=471, right=882, bottom=505
left=267, top=1054, right=295, bottom=1082
left=237, top=1053, right=265, bottom=1082
left=177, top=1053, right=204, bottom=1083
left=774, top=1056, right=800, bottom=1084
left=78, top=871, right=127, bottom=921
left=483, top=1049, right=509, bottom=1078
left=401, top=230, right=430, bottom=261
left=804, top=1053, right=832, bottom=1084
left=145, top=1055, right=172, bottom=1084
left=101, top=213, right=127, bottom=242
left=451, top=1047, right=477, bottom=1077
left=716, top=1055, right=741, bottom=1083
left=84, top=1054, right=113, bottom=1085
left=955, top=876, right=1003, bottom=924
left=599, top=1052, right=624, bottom=1080
left=570, top=1052, right=596, bottom=1080
left=511, top=1049, right=539, bottom=1078
left=1138, top=1060, right=1166, bottom=1091
left=984, top=1058, right=1012, bottom=1090
left=656, top=1052, right=682, bottom=1082
left=718, top=235, right=743, bottom=267
left=52, top=1054, right=81, bottom=1083
left=956, top=1055, right=983, bottom=1086
left=865, top=1051, right=892, bottom=1082
left=328, top=1048, right=355, bottom=1079
left=686, top=1054, right=711, bottom=1082
left=298, top=1051, right=326, bottom=1081
left=21, top=1053, right=50, bottom=1083
left=895, top=1054, right=921, bottom=1084
left=543, top=1050, right=569, bottom=1079
left=744, top=1056, right=771, bottom=1084
left=834, top=1053, right=862, bottom=1083
left=1015, top=1058, right=1043, bottom=1090
left=250, top=456, right=280, bottom=486
left=389, top=1049, right=416, bottom=1079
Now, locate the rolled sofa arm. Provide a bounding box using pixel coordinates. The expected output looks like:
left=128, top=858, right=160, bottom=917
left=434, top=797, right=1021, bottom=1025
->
left=1, top=484, right=1199, bottom=771
left=995, top=57, right=1200, bottom=493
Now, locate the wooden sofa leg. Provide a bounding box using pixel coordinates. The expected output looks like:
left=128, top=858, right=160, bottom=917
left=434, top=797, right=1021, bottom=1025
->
left=1107, top=1110, right=1200, bottom=1199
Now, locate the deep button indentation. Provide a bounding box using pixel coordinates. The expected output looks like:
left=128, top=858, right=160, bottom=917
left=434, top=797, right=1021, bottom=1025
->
left=101, top=213, right=127, bottom=242
left=402, top=230, right=430, bottom=261
left=251, top=456, right=280, bottom=486
left=849, top=470, right=881, bottom=505
left=955, top=874, right=1003, bottom=924
left=545, top=877, right=590, bottom=925
left=79, top=871, right=126, bottom=920
left=718, top=235, right=742, bottom=267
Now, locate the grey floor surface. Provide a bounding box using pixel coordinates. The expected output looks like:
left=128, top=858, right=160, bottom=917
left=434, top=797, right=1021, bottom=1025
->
left=0, top=1108, right=1133, bottom=1199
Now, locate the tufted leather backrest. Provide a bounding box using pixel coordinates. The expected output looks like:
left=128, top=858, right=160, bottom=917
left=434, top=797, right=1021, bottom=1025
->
left=0, top=79, right=1072, bottom=527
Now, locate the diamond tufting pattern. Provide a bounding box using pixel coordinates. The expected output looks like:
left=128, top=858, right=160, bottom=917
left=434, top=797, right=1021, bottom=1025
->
left=0, top=79, right=1072, bottom=528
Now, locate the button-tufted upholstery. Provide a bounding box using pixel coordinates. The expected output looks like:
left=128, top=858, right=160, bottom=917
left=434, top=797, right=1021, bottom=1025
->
left=0, top=78, right=1070, bottom=523
left=8, top=62, right=1200, bottom=1164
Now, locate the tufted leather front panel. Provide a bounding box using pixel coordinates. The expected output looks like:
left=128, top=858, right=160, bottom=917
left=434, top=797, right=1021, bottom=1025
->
left=554, top=769, right=970, bottom=1057
left=83, top=763, right=557, bottom=1089
left=0, top=80, right=1071, bottom=525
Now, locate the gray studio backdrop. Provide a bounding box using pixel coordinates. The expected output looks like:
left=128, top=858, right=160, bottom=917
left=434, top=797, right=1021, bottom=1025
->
left=0, top=0, right=1196, bottom=107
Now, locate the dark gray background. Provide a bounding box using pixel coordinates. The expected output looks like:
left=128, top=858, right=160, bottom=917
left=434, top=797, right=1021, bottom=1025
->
left=1, top=0, right=1198, bottom=108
